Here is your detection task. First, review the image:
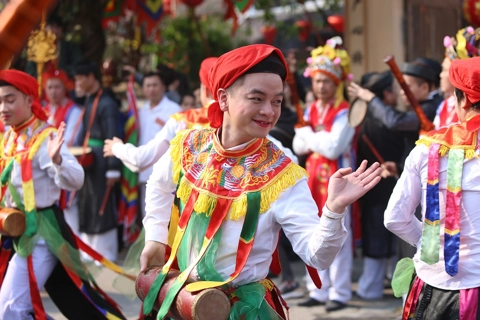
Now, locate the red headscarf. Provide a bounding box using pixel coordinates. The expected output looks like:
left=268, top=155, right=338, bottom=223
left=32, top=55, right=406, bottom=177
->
left=42, top=69, right=74, bottom=92
left=207, top=44, right=288, bottom=128
left=449, top=57, right=480, bottom=104
left=0, top=70, right=48, bottom=121
left=199, top=57, right=218, bottom=96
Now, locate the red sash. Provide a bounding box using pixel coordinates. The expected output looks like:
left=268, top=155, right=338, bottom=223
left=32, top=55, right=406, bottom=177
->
left=306, top=100, right=349, bottom=212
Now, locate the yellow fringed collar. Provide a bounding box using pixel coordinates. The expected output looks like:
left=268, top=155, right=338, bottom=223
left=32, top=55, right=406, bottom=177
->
left=416, top=116, right=480, bottom=160
left=170, top=129, right=307, bottom=220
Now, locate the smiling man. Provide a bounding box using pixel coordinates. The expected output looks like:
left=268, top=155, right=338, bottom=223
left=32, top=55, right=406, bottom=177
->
left=140, top=44, right=382, bottom=319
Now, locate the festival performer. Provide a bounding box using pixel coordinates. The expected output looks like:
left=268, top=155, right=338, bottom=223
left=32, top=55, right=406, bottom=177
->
left=385, top=57, right=480, bottom=319
left=436, top=26, right=480, bottom=129
left=74, top=61, right=122, bottom=262
left=293, top=37, right=355, bottom=311
left=348, top=71, right=404, bottom=300
left=43, top=68, right=83, bottom=145
left=0, top=70, right=126, bottom=319
left=140, top=44, right=382, bottom=319
left=43, top=68, right=83, bottom=236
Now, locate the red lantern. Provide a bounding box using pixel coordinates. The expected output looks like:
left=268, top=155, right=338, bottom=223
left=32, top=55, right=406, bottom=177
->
left=463, top=0, right=480, bottom=27
left=261, top=25, right=277, bottom=45
left=296, top=20, right=312, bottom=42
left=180, top=0, right=204, bottom=7
left=327, top=14, right=344, bottom=34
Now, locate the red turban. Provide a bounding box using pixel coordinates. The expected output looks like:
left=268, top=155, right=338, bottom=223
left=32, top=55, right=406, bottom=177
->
left=199, top=57, right=218, bottom=96
left=0, top=70, right=48, bottom=122
left=42, top=69, right=74, bottom=92
left=207, top=44, right=288, bottom=128
left=449, top=57, right=480, bottom=104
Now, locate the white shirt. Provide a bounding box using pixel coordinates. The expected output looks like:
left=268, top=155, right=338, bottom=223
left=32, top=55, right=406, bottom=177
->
left=144, top=139, right=348, bottom=287
left=136, top=96, right=181, bottom=182
left=293, top=108, right=355, bottom=167
left=3, top=137, right=85, bottom=209
left=384, top=140, right=480, bottom=290
left=112, top=116, right=298, bottom=174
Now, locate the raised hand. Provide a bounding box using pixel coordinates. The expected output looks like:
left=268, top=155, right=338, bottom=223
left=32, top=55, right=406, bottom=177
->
left=347, top=82, right=375, bottom=102
left=103, top=137, right=123, bottom=157
left=48, top=122, right=65, bottom=165
left=325, top=160, right=382, bottom=213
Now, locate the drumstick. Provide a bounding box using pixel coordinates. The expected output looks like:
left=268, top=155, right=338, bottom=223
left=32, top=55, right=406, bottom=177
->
left=99, top=185, right=112, bottom=216
left=361, top=134, right=385, bottom=164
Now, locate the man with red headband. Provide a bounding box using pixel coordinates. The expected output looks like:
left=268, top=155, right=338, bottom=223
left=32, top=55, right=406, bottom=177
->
left=43, top=68, right=83, bottom=146
left=139, top=44, right=381, bottom=319
left=292, top=37, right=356, bottom=311
left=385, top=57, right=480, bottom=318
left=0, top=70, right=125, bottom=319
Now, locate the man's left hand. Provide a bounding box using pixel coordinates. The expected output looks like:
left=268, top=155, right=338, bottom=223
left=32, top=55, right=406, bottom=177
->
left=326, top=160, right=382, bottom=213
left=48, top=122, right=65, bottom=165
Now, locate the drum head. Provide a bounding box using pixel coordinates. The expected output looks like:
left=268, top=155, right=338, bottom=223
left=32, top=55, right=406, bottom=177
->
left=348, top=99, right=368, bottom=128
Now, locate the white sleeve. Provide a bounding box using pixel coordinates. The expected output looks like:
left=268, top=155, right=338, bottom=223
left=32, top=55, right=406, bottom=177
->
left=384, top=146, right=424, bottom=247
left=162, top=117, right=182, bottom=143
left=39, top=138, right=85, bottom=191
left=266, top=134, right=298, bottom=164
left=143, top=149, right=177, bottom=244
left=273, top=178, right=348, bottom=270
left=112, top=129, right=170, bottom=172
left=307, top=111, right=355, bottom=160
left=64, top=106, right=83, bottom=146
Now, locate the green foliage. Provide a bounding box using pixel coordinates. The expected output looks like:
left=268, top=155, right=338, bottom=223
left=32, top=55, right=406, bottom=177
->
left=142, top=14, right=246, bottom=87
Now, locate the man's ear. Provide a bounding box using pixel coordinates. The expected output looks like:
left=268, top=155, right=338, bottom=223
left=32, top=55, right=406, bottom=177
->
left=420, top=81, right=430, bottom=93
left=218, top=88, right=228, bottom=112
left=461, top=97, right=472, bottom=110
left=26, top=95, right=33, bottom=107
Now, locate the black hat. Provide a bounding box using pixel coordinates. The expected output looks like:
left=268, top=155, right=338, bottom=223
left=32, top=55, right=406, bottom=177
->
left=401, top=61, right=437, bottom=84
left=414, top=57, right=441, bottom=86
left=363, top=71, right=393, bottom=96
left=360, top=72, right=377, bottom=87
left=244, top=52, right=287, bottom=80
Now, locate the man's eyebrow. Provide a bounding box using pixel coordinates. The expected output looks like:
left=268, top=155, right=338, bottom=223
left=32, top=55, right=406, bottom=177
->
left=0, top=93, right=15, bottom=99
left=246, top=89, right=284, bottom=96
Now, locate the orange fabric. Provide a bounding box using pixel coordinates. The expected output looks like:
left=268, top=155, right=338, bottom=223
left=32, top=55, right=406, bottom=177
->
left=0, top=70, right=48, bottom=121
left=449, top=57, right=480, bottom=104
left=207, top=44, right=288, bottom=128
left=199, top=57, right=218, bottom=96
left=422, top=114, right=480, bottom=147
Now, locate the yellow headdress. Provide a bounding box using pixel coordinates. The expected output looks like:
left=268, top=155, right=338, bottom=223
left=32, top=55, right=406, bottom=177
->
left=304, top=37, right=352, bottom=107
left=444, top=26, right=480, bottom=61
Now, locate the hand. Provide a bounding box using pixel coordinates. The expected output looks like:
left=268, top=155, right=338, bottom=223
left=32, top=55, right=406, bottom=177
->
left=140, top=241, right=166, bottom=272
left=104, top=137, right=123, bottom=157
left=326, top=160, right=382, bottom=213
left=106, top=177, right=120, bottom=188
left=381, top=161, right=398, bottom=179
left=294, top=125, right=315, bottom=139
left=347, top=82, right=376, bottom=102
left=48, top=122, right=65, bottom=165
left=123, top=65, right=136, bottom=75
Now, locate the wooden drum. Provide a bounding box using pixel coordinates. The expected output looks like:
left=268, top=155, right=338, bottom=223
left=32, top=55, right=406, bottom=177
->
left=0, top=208, right=25, bottom=237
left=136, top=267, right=231, bottom=320
left=348, top=99, right=368, bottom=128
left=68, top=147, right=94, bottom=168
